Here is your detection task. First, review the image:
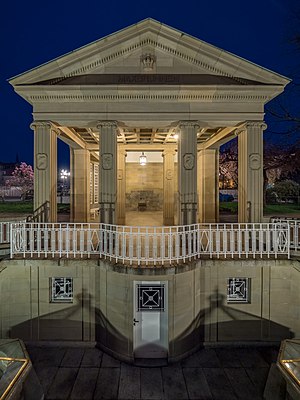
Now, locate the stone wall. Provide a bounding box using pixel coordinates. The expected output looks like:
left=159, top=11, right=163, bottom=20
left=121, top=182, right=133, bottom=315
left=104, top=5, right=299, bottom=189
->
left=0, top=258, right=298, bottom=362
left=125, top=163, right=163, bottom=210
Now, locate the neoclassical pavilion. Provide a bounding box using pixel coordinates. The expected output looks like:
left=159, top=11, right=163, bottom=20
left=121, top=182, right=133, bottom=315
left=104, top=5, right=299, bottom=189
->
left=9, top=19, right=289, bottom=225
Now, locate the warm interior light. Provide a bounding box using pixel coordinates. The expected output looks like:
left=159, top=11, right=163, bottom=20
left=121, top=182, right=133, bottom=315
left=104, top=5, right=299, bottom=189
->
left=139, top=152, right=147, bottom=166
left=173, top=133, right=179, bottom=140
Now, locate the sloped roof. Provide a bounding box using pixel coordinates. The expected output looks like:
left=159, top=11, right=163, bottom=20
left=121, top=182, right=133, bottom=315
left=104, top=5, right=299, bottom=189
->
left=9, top=18, right=290, bottom=87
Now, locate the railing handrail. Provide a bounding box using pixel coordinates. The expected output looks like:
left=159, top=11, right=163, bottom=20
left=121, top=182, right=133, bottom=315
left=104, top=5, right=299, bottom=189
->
left=8, top=221, right=292, bottom=265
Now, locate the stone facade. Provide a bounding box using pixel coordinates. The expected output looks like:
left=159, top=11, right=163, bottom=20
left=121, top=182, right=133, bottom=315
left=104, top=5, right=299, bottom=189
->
left=9, top=18, right=290, bottom=225
left=0, top=259, right=298, bottom=362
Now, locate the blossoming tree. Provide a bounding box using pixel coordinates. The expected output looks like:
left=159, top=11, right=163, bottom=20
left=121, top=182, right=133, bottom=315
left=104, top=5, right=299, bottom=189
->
left=6, top=162, right=34, bottom=199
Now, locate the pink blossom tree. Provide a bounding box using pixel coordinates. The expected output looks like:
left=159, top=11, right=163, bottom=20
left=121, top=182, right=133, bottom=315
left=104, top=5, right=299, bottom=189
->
left=6, top=162, right=34, bottom=198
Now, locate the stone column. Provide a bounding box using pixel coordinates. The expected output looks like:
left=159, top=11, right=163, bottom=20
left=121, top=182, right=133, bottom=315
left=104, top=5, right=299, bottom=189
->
left=70, top=148, right=90, bottom=222
left=117, top=147, right=126, bottom=225
left=177, top=121, right=199, bottom=225
left=163, top=148, right=176, bottom=225
left=31, top=121, right=57, bottom=222
left=97, top=121, right=118, bottom=225
left=238, top=121, right=267, bottom=223
left=198, top=148, right=219, bottom=223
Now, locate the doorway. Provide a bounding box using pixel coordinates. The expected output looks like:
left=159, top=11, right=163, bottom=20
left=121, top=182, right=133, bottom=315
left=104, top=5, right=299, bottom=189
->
left=133, top=281, right=168, bottom=359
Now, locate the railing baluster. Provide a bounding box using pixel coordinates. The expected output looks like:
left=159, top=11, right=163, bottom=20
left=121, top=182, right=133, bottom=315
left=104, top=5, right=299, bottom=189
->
left=6, top=220, right=294, bottom=264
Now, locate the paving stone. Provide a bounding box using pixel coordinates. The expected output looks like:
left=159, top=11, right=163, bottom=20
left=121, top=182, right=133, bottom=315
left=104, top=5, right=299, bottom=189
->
left=140, top=368, right=164, bottom=400
left=182, top=367, right=213, bottom=399
left=46, top=367, right=78, bottom=400
left=94, top=367, right=120, bottom=399
left=28, top=347, right=65, bottom=367
left=246, top=367, right=270, bottom=395
left=203, top=368, right=238, bottom=400
left=61, top=348, right=85, bottom=367
left=162, top=366, right=189, bottom=400
left=101, top=352, right=120, bottom=367
left=181, top=348, right=221, bottom=368
left=118, top=363, right=141, bottom=399
left=70, top=367, right=99, bottom=399
left=215, top=348, right=242, bottom=367
left=257, top=346, right=279, bottom=365
left=224, top=367, right=262, bottom=400
left=263, top=363, right=287, bottom=400
left=34, top=366, right=58, bottom=396
left=234, top=348, right=269, bottom=368
left=81, top=348, right=103, bottom=367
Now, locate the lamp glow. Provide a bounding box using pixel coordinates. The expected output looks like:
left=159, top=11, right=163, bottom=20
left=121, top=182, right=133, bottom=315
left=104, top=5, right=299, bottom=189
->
left=139, top=152, right=147, bottom=166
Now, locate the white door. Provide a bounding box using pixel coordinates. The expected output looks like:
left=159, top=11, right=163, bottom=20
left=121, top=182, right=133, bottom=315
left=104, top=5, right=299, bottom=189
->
left=133, top=281, right=168, bottom=359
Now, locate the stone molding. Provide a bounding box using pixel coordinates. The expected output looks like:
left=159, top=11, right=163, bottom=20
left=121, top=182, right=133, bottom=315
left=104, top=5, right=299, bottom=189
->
left=30, top=121, right=52, bottom=130
left=96, top=121, right=118, bottom=129
left=235, top=121, right=267, bottom=136
left=26, top=92, right=271, bottom=103
left=178, top=121, right=200, bottom=129
left=35, top=37, right=234, bottom=83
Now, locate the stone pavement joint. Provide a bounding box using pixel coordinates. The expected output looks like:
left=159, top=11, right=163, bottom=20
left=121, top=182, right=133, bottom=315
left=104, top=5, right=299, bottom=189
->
left=26, top=344, right=280, bottom=400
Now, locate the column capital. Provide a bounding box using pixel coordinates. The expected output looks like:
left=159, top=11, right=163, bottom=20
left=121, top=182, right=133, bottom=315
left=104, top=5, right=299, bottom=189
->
left=96, top=120, right=118, bottom=129
left=162, top=147, right=176, bottom=157
left=245, top=121, right=267, bottom=131
left=30, top=121, right=53, bottom=131
left=177, top=120, right=200, bottom=130
left=235, top=121, right=267, bottom=136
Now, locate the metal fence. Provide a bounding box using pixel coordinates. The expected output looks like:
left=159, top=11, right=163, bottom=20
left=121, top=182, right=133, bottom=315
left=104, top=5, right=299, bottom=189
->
left=270, top=218, right=300, bottom=252
left=9, top=222, right=290, bottom=265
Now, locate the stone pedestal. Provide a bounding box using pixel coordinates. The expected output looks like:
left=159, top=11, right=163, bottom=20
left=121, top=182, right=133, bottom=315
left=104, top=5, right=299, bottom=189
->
left=70, top=148, right=90, bottom=222
left=198, top=148, right=219, bottom=223
left=178, top=122, right=199, bottom=225
left=163, top=148, right=176, bottom=226
left=97, top=121, right=118, bottom=225
left=238, top=122, right=266, bottom=223
left=31, top=121, right=57, bottom=222
left=117, top=148, right=126, bottom=225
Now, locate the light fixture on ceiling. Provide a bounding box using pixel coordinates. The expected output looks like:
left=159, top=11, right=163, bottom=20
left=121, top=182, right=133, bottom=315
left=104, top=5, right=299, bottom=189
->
left=139, top=152, right=147, bottom=166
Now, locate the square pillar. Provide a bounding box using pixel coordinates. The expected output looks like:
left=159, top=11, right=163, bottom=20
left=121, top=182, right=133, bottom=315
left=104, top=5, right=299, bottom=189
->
left=178, top=121, right=199, bottom=225
left=31, top=121, right=57, bottom=222
left=97, top=121, right=118, bottom=225
left=70, top=148, right=90, bottom=222
left=163, top=148, right=176, bottom=225
left=198, top=148, right=219, bottom=223
left=117, top=148, right=126, bottom=225
left=238, top=122, right=267, bottom=223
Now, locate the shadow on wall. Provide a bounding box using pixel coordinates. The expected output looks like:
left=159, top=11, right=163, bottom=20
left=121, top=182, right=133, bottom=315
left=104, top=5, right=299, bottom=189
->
left=170, top=289, right=294, bottom=357
left=9, top=288, right=294, bottom=359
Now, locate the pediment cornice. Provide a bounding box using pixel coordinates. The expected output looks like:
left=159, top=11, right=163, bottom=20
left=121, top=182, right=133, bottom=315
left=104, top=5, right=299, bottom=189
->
left=16, top=84, right=283, bottom=104
left=10, top=19, right=290, bottom=88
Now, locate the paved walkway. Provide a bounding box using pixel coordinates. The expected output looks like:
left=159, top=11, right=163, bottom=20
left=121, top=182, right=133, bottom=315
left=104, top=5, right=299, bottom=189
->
left=26, top=344, right=278, bottom=400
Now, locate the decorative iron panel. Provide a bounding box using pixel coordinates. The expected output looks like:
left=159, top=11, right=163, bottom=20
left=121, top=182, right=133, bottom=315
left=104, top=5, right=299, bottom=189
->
left=137, top=284, right=165, bottom=312
left=50, top=277, right=73, bottom=303
left=227, top=277, right=250, bottom=303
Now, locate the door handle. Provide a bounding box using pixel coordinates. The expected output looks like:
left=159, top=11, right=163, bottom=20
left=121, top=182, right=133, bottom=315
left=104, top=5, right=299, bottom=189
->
left=133, top=318, right=139, bottom=326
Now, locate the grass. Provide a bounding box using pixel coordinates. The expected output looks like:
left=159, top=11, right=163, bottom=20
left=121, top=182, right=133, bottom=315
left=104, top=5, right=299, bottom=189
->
left=220, top=202, right=300, bottom=216
left=0, top=202, right=70, bottom=214
left=219, top=202, right=238, bottom=213
left=263, top=204, right=300, bottom=215
left=0, top=201, right=34, bottom=213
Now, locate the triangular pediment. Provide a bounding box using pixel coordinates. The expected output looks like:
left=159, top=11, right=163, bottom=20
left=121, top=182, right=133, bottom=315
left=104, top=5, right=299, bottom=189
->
left=9, top=18, right=289, bottom=87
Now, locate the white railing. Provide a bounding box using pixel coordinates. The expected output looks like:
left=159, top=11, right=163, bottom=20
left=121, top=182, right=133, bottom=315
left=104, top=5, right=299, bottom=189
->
left=10, top=222, right=290, bottom=265
left=270, top=218, right=300, bottom=252
left=0, top=222, right=12, bottom=244
left=0, top=220, right=27, bottom=244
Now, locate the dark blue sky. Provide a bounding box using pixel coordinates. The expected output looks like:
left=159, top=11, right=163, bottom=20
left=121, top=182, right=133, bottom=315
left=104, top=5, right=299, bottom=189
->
left=1, top=0, right=298, bottom=168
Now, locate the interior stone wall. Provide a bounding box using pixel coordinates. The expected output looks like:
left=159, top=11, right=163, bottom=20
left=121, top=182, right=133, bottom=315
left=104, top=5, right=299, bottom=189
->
left=0, top=258, right=298, bottom=362
left=125, top=163, right=163, bottom=210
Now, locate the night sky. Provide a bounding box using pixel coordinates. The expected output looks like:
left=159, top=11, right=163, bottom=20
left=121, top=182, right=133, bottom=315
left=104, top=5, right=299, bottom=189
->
left=1, top=0, right=298, bottom=169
